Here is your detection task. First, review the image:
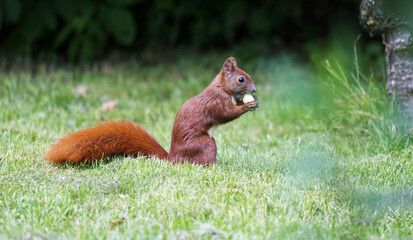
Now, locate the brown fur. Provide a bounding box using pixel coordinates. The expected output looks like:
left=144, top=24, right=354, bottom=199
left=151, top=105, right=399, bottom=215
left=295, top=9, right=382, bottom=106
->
left=45, top=120, right=168, bottom=163
left=44, top=57, right=258, bottom=165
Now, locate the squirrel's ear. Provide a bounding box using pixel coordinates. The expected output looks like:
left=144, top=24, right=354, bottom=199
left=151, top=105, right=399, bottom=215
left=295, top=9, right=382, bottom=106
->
left=223, top=57, right=237, bottom=78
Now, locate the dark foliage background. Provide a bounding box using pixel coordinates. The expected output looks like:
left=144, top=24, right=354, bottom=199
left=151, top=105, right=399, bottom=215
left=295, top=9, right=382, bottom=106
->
left=0, top=0, right=367, bottom=61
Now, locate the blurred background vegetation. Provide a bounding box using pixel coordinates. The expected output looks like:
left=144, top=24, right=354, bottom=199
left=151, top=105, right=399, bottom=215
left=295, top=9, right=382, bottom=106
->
left=0, top=0, right=383, bottom=65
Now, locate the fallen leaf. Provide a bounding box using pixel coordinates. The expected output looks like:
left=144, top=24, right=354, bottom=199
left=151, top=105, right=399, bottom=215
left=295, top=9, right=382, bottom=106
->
left=110, top=217, right=126, bottom=230
left=74, top=85, right=88, bottom=96
left=101, top=100, right=118, bottom=111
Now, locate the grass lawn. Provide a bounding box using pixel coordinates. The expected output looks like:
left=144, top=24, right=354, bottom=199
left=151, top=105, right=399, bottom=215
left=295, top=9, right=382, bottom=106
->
left=1, top=54, right=412, bottom=239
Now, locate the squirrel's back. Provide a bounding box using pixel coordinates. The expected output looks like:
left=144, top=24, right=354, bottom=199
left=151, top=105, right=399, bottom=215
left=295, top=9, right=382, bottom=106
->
left=45, top=120, right=168, bottom=163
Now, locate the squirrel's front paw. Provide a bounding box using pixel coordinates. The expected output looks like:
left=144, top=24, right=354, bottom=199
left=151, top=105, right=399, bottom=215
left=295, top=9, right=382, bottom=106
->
left=246, top=99, right=259, bottom=111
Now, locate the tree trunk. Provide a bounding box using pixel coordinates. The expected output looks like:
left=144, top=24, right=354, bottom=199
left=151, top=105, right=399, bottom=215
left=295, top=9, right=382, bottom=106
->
left=384, top=29, right=413, bottom=117
left=360, top=0, right=413, bottom=119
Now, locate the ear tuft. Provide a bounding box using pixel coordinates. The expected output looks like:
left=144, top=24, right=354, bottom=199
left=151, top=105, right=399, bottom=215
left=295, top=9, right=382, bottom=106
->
left=223, top=57, right=237, bottom=78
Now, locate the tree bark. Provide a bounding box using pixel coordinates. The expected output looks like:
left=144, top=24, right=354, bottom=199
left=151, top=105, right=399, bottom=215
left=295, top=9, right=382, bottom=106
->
left=360, top=0, right=413, bottom=118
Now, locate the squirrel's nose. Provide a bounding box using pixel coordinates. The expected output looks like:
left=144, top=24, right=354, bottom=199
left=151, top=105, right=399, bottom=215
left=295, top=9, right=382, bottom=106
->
left=250, top=84, right=257, bottom=93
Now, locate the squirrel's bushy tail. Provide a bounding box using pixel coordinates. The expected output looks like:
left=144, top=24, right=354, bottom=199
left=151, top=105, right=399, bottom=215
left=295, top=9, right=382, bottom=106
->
left=45, top=120, right=168, bottom=164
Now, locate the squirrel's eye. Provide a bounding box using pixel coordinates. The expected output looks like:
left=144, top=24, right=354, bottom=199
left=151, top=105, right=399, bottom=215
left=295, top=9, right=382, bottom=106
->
left=238, top=77, right=245, bottom=83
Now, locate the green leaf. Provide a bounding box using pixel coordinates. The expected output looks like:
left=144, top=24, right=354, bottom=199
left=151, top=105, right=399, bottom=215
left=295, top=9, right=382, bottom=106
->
left=87, top=20, right=107, bottom=45
left=21, top=13, right=43, bottom=42
left=68, top=35, right=82, bottom=61
left=105, top=0, right=143, bottom=7
left=51, top=0, right=77, bottom=21
left=0, top=8, right=3, bottom=29
left=67, top=35, right=98, bottom=61
left=4, top=0, right=22, bottom=23
left=99, top=7, right=136, bottom=46
left=79, top=35, right=97, bottom=61
left=53, top=21, right=76, bottom=49
left=37, top=0, right=57, bottom=30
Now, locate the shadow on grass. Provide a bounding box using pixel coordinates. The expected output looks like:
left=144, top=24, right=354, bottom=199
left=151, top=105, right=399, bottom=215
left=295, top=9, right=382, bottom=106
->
left=54, top=155, right=135, bottom=170
left=339, top=184, right=413, bottom=225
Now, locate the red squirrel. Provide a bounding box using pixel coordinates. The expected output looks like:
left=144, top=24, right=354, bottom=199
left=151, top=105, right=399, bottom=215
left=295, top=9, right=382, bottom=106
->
left=45, top=57, right=258, bottom=165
